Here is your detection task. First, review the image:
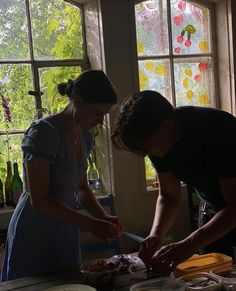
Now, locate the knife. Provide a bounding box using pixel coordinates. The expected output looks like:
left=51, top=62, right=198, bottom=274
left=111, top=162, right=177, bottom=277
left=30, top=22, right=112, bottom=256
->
left=123, top=231, right=145, bottom=243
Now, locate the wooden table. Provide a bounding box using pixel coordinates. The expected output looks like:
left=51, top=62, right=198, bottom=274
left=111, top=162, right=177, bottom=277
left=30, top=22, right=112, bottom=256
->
left=0, top=266, right=147, bottom=291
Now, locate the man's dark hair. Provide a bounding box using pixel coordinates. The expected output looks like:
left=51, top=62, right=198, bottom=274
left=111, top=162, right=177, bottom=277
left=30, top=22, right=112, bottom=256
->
left=111, top=90, right=174, bottom=155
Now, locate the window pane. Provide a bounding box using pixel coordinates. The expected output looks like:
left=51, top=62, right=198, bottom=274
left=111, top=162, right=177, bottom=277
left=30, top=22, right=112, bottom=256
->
left=93, top=124, right=112, bottom=195
left=135, top=0, right=169, bottom=56
left=138, top=59, right=172, bottom=102
left=0, top=64, right=35, bottom=131
left=30, top=0, right=84, bottom=60
left=0, top=133, right=24, bottom=183
left=174, top=57, right=214, bottom=106
left=171, top=0, right=211, bottom=55
left=0, top=0, right=29, bottom=60
left=145, top=156, right=156, bottom=180
left=39, top=66, right=82, bottom=115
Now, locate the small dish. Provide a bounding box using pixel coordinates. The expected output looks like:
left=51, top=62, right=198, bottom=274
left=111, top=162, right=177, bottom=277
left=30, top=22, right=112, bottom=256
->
left=179, top=272, right=222, bottom=290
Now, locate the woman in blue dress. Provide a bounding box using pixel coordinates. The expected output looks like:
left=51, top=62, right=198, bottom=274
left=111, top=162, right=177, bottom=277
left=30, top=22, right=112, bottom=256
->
left=1, top=70, right=123, bottom=281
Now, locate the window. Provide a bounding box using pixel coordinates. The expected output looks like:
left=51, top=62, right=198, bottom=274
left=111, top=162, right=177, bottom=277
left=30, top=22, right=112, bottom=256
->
left=0, top=0, right=88, bottom=183
left=134, top=0, right=215, bottom=185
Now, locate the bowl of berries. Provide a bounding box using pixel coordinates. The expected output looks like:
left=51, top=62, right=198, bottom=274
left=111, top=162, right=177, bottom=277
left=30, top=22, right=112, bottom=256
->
left=80, top=257, right=121, bottom=285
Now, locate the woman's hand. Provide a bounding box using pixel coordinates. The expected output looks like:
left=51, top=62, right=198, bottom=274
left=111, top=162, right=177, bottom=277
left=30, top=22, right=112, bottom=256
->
left=138, top=235, right=162, bottom=269
left=150, top=239, right=195, bottom=275
left=102, top=214, right=124, bottom=234
left=89, top=218, right=121, bottom=242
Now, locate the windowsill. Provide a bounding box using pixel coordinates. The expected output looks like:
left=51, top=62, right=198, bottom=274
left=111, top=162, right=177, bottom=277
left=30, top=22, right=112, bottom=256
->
left=146, top=182, right=187, bottom=194
left=146, top=185, right=159, bottom=192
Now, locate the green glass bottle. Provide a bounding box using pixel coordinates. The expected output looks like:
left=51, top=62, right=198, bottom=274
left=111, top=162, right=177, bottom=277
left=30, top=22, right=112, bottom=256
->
left=0, top=177, right=4, bottom=208
left=5, top=161, right=13, bottom=207
left=12, top=162, right=23, bottom=207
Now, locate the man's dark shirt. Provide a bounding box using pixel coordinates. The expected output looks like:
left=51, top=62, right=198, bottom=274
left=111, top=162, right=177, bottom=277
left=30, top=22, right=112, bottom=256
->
left=150, top=106, right=236, bottom=210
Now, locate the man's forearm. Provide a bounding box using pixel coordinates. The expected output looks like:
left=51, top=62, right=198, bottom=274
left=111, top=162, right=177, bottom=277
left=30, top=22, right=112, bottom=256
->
left=150, top=194, right=181, bottom=237
left=188, top=206, right=236, bottom=251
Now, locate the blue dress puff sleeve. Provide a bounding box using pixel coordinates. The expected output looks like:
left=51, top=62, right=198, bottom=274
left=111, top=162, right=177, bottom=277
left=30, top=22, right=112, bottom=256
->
left=21, top=120, right=59, bottom=164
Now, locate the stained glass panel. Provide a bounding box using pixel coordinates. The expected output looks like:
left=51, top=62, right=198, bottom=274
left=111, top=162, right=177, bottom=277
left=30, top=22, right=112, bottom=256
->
left=135, top=0, right=169, bottom=56
left=174, top=57, right=214, bottom=106
left=171, top=0, right=211, bottom=55
left=138, top=59, right=172, bottom=102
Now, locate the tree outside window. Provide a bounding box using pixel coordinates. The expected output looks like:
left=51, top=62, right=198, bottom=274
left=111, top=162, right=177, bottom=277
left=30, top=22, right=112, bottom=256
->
left=0, top=0, right=88, bottom=183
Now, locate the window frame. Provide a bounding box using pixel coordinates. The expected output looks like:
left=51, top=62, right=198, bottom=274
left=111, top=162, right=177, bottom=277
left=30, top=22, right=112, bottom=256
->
left=0, top=0, right=89, bottom=184
left=0, top=0, right=89, bottom=139
left=0, top=0, right=114, bottom=196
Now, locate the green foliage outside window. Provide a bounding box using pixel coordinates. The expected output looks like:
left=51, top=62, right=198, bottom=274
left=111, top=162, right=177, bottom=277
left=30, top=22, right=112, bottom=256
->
left=145, top=156, right=156, bottom=181
left=0, top=0, right=85, bottom=183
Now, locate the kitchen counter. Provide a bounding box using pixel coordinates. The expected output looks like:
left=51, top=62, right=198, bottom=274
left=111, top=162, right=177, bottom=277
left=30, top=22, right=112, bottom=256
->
left=0, top=265, right=147, bottom=291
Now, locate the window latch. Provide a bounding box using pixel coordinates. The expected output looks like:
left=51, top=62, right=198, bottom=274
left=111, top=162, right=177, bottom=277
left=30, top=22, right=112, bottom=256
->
left=28, top=90, right=43, bottom=97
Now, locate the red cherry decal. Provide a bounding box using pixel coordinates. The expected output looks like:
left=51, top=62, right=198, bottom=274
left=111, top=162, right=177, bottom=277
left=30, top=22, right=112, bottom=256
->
left=194, top=75, right=201, bottom=82
left=185, top=40, right=191, bottom=47
left=175, top=47, right=181, bottom=53
left=177, top=35, right=184, bottom=43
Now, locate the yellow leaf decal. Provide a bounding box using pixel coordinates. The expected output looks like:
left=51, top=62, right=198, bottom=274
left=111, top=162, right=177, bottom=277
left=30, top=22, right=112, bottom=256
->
left=199, top=41, right=208, bottom=52
left=187, top=90, right=193, bottom=100
left=199, top=94, right=208, bottom=105
left=139, top=71, right=149, bottom=89
left=145, top=62, right=154, bottom=71
left=183, top=77, right=189, bottom=89
left=137, top=41, right=144, bottom=53
left=155, top=64, right=167, bottom=76
left=184, top=69, right=192, bottom=77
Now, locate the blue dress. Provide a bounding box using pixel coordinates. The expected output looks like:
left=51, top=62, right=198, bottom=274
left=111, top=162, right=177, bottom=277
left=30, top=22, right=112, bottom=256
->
left=1, top=116, right=92, bottom=281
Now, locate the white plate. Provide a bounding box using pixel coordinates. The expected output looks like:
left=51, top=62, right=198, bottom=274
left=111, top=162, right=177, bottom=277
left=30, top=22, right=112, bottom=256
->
left=44, top=284, right=96, bottom=291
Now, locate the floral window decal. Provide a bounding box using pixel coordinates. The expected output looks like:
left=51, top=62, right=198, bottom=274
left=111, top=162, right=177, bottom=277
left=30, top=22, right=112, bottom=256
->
left=135, top=0, right=214, bottom=107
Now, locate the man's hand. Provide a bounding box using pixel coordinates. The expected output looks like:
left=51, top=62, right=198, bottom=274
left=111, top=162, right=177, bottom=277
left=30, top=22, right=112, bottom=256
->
left=151, top=239, right=195, bottom=275
left=138, top=235, right=162, bottom=269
